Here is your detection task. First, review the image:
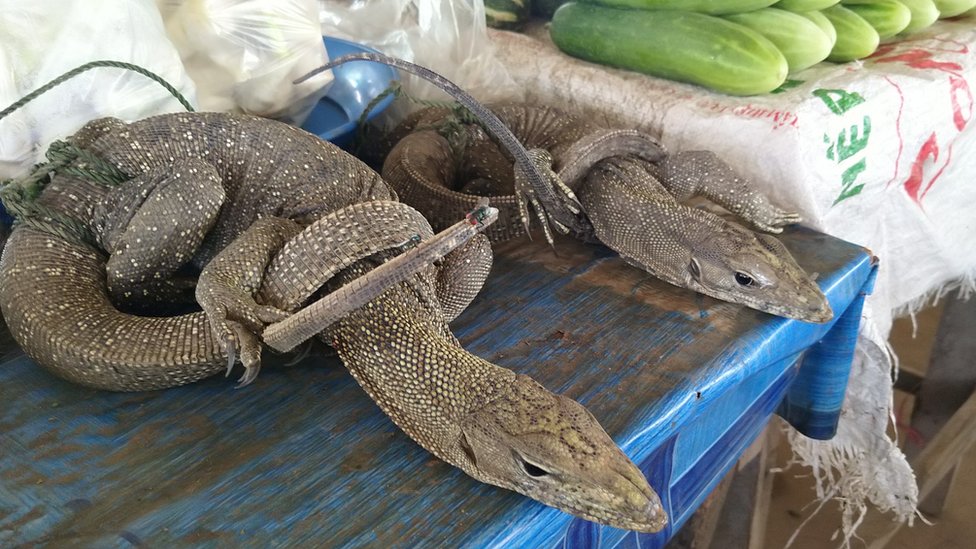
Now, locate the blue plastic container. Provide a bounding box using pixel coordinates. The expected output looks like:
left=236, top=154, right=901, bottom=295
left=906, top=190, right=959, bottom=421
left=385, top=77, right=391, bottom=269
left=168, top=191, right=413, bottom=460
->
left=300, top=36, right=399, bottom=149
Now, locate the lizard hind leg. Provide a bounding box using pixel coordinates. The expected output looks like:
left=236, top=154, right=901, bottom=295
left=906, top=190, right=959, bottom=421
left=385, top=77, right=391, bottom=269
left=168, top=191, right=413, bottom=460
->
left=658, top=150, right=802, bottom=233
left=96, top=159, right=226, bottom=312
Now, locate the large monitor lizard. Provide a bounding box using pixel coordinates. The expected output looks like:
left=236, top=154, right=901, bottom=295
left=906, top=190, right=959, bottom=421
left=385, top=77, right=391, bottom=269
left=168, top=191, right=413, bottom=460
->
left=0, top=63, right=666, bottom=531
left=378, top=103, right=833, bottom=323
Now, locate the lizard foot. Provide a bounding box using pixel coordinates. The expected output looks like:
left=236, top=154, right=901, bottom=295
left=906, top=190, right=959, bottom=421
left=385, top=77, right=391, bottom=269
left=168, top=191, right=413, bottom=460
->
left=198, top=283, right=290, bottom=388
left=195, top=216, right=303, bottom=387
left=750, top=205, right=802, bottom=234
left=514, top=148, right=585, bottom=246
left=222, top=320, right=264, bottom=387
left=659, top=151, right=801, bottom=234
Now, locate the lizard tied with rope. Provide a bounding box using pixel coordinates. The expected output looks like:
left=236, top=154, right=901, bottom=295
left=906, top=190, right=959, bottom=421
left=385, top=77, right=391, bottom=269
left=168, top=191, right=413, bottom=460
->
left=0, top=57, right=667, bottom=531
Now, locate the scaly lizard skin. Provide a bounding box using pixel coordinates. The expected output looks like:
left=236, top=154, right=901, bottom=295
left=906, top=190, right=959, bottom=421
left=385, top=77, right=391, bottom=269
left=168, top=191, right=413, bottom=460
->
left=0, top=112, right=665, bottom=532
left=381, top=104, right=832, bottom=323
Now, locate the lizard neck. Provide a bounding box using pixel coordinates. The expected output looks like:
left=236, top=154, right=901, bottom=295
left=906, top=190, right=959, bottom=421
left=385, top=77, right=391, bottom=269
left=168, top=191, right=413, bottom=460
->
left=327, top=276, right=515, bottom=465
left=577, top=155, right=727, bottom=286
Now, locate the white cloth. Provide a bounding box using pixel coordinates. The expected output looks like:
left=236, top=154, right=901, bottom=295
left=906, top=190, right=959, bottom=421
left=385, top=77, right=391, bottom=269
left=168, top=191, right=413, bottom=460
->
left=487, top=19, right=976, bottom=538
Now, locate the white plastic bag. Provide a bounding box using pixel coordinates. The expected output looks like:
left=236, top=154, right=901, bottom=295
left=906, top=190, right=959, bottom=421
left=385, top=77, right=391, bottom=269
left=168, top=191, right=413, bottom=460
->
left=0, top=0, right=197, bottom=179
left=318, top=0, right=521, bottom=123
left=157, top=0, right=332, bottom=124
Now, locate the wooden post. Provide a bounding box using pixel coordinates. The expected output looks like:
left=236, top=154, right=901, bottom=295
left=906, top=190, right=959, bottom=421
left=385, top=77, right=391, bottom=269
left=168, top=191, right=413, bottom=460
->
left=868, top=297, right=976, bottom=547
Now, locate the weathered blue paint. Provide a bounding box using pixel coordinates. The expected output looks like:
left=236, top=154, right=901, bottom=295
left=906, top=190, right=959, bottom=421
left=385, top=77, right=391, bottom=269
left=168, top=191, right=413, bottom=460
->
left=777, top=262, right=876, bottom=440
left=0, top=227, right=876, bottom=547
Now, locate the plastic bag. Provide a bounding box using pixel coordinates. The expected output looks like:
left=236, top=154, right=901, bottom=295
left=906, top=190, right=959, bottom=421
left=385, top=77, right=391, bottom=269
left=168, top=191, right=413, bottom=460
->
left=0, top=0, right=197, bottom=179
left=157, top=0, right=333, bottom=124
left=318, top=0, right=521, bottom=124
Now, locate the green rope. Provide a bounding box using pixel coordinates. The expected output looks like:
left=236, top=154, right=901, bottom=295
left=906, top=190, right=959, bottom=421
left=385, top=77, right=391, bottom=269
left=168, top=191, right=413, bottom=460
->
left=0, top=139, right=137, bottom=244
left=0, top=182, right=93, bottom=245
left=0, top=60, right=197, bottom=243
left=0, top=59, right=195, bottom=122
left=46, top=141, right=129, bottom=186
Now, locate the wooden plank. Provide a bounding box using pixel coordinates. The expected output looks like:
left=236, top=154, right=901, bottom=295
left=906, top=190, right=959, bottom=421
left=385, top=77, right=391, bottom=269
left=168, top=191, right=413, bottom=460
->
left=904, top=297, right=976, bottom=517
left=868, top=388, right=976, bottom=549
left=747, top=428, right=776, bottom=549
left=906, top=298, right=976, bottom=459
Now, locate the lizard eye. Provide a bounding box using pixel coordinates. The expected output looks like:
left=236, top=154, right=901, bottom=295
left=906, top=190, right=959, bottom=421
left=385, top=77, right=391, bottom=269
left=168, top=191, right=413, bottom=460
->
left=734, top=271, right=757, bottom=287
left=689, top=258, right=702, bottom=281
left=515, top=452, right=551, bottom=478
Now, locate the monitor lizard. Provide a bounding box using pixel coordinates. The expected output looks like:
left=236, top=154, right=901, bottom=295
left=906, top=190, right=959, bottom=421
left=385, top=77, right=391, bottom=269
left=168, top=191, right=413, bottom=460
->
left=378, top=103, right=833, bottom=323
left=0, top=66, right=665, bottom=531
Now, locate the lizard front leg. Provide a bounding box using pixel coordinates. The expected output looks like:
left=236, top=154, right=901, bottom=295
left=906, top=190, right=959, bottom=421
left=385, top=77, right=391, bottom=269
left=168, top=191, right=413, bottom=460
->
left=196, top=217, right=301, bottom=386
left=94, top=159, right=225, bottom=311
left=655, top=150, right=801, bottom=233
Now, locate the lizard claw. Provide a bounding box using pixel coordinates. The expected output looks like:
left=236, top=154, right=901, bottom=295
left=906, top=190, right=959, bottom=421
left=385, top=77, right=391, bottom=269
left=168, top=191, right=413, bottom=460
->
left=224, top=334, right=238, bottom=378
left=219, top=320, right=263, bottom=388
left=752, top=206, right=802, bottom=233
left=198, top=285, right=288, bottom=387
left=514, top=148, right=585, bottom=245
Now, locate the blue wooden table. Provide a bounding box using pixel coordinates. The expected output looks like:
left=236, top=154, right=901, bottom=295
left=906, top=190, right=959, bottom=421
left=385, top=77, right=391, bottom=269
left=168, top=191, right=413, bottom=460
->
left=0, top=226, right=876, bottom=547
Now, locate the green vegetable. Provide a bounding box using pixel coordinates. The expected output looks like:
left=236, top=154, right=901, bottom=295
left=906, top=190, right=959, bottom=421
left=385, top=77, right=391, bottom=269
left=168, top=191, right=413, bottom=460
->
left=550, top=3, right=788, bottom=95
left=799, top=10, right=838, bottom=47
left=485, top=0, right=530, bottom=29
left=576, top=0, right=779, bottom=15
left=842, top=0, right=912, bottom=37
left=898, top=0, right=941, bottom=32
left=775, top=0, right=840, bottom=10
left=933, top=0, right=976, bottom=17
left=725, top=8, right=833, bottom=73
left=822, top=5, right=880, bottom=61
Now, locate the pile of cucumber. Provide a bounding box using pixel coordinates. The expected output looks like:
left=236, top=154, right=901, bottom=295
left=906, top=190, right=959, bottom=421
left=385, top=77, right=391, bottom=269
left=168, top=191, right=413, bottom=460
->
left=510, top=0, right=975, bottom=95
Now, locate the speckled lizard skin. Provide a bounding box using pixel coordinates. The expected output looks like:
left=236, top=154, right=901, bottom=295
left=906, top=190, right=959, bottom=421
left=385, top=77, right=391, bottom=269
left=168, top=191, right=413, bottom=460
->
left=0, top=111, right=665, bottom=532
left=381, top=104, right=833, bottom=323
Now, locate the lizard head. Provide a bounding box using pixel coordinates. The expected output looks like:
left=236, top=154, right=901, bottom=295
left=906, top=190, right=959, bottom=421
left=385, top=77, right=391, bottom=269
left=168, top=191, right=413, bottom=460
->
left=684, top=224, right=833, bottom=323
left=455, top=374, right=667, bottom=533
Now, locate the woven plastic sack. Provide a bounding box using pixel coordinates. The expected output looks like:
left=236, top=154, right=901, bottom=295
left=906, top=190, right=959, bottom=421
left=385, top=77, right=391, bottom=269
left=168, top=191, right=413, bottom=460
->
left=0, top=0, right=197, bottom=179
left=157, top=0, right=332, bottom=124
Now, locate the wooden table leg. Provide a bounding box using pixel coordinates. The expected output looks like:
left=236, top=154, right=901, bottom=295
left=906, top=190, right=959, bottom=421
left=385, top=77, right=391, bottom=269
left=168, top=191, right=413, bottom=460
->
left=668, top=468, right=735, bottom=549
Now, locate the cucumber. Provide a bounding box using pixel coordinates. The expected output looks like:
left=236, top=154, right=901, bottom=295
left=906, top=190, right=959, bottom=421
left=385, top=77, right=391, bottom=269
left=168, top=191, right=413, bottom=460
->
left=576, top=0, right=779, bottom=15
left=725, top=8, right=833, bottom=72
left=550, top=3, right=788, bottom=95
left=841, top=0, right=912, bottom=37
left=485, top=0, right=530, bottom=29
left=933, top=0, right=976, bottom=16
left=822, top=5, right=880, bottom=61
left=898, top=0, right=940, bottom=32
left=799, top=10, right=838, bottom=47
left=775, top=0, right=840, bottom=10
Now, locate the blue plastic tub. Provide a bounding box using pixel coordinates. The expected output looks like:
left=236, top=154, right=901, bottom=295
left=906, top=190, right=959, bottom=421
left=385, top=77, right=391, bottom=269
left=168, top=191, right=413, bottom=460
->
left=300, top=36, right=399, bottom=149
